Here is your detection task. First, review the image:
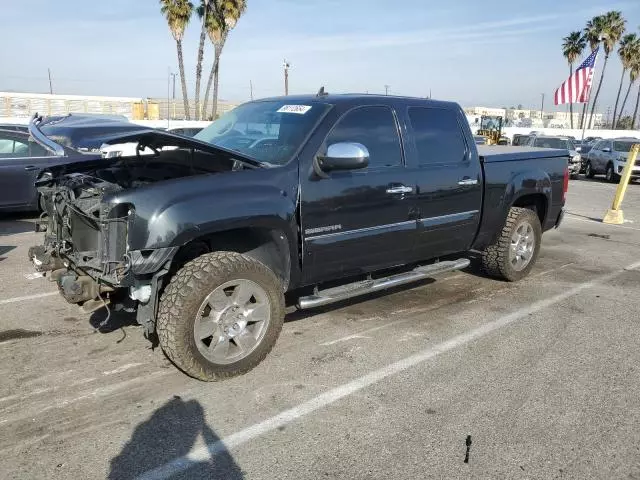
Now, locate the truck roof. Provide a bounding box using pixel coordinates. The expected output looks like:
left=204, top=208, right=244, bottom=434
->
left=478, top=145, right=569, bottom=163
left=258, top=93, right=459, bottom=109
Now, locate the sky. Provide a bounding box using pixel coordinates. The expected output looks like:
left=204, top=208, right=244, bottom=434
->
left=1, top=0, right=640, bottom=115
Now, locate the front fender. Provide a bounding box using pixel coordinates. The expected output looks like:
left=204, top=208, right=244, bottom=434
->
left=130, top=186, right=297, bottom=250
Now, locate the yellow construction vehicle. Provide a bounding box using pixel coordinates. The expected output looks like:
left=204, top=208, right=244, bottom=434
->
left=476, top=115, right=509, bottom=145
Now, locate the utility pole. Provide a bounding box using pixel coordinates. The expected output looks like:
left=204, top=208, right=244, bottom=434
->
left=250, top=80, right=254, bottom=100
left=384, top=85, right=390, bottom=96
left=47, top=68, right=53, bottom=94
left=283, top=60, right=291, bottom=96
left=167, top=67, right=171, bottom=128
left=168, top=72, right=177, bottom=120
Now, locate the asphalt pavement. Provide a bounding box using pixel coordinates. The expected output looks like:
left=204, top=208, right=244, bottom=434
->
left=1, top=177, right=640, bottom=480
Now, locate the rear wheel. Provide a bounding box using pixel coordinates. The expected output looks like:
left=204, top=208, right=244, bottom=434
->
left=482, top=207, right=542, bottom=282
left=605, top=163, right=619, bottom=183
left=585, top=161, right=595, bottom=179
left=157, top=251, right=285, bottom=381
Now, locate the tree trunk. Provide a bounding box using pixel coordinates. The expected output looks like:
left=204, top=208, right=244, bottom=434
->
left=632, top=84, right=640, bottom=130
left=202, top=53, right=217, bottom=121
left=569, top=64, right=574, bottom=129
left=194, top=11, right=208, bottom=120
left=210, top=38, right=226, bottom=120
left=588, top=55, right=609, bottom=129
left=616, top=80, right=634, bottom=127
left=612, top=68, right=626, bottom=129
left=211, top=51, right=221, bottom=120
left=176, top=39, right=190, bottom=120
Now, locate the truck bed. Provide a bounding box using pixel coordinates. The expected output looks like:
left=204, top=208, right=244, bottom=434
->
left=478, top=146, right=568, bottom=163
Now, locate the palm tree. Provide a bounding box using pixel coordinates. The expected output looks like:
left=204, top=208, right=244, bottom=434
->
left=562, top=31, right=586, bottom=129
left=194, top=0, right=210, bottom=120
left=631, top=55, right=640, bottom=129
left=613, top=33, right=639, bottom=128
left=580, top=16, right=604, bottom=129
left=621, top=60, right=640, bottom=128
left=160, top=0, right=194, bottom=120
left=199, top=0, right=246, bottom=120
left=586, top=11, right=626, bottom=129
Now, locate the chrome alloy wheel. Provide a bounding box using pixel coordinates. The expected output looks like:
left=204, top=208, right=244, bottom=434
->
left=509, top=221, right=535, bottom=271
left=193, top=279, right=271, bottom=365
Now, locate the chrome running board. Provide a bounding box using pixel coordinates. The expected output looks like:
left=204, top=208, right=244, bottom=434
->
left=297, top=258, right=470, bottom=310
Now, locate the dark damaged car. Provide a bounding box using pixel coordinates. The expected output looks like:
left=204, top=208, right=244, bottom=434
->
left=30, top=94, right=569, bottom=381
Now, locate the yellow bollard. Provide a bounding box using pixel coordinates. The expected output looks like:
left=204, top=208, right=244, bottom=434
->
left=603, top=144, right=640, bottom=224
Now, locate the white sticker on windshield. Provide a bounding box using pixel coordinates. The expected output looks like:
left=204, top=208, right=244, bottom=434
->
left=277, top=105, right=312, bottom=114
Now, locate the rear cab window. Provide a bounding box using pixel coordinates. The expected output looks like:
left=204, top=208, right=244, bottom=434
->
left=406, top=106, right=468, bottom=165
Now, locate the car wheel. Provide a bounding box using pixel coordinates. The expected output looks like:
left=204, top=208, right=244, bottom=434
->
left=605, top=163, right=619, bottom=183
left=585, top=161, right=595, bottom=179
left=157, top=251, right=285, bottom=381
left=482, top=207, right=542, bottom=282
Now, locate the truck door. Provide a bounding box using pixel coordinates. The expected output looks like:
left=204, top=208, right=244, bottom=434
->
left=300, top=105, right=417, bottom=283
left=402, top=106, right=482, bottom=259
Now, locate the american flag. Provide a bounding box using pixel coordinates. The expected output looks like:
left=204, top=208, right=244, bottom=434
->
left=554, top=47, right=599, bottom=105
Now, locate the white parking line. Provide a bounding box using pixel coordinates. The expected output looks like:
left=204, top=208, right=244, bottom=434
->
left=134, top=259, right=640, bottom=480
left=0, top=292, right=57, bottom=305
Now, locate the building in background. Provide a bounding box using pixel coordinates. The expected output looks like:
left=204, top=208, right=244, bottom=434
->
left=464, top=105, right=605, bottom=129
left=0, top=92, right=238, bottom=121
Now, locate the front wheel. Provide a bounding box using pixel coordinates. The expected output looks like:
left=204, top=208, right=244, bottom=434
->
left=482, top=207, right=542, bottom=282
left=585, top=161, right=595, bottom=179
left=157, top=252, right=285, bottom=381
left=605, top=163, right=619, bottom=183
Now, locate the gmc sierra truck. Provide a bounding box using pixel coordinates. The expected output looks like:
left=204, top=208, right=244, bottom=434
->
left=29, top=94, right=569, bottom=381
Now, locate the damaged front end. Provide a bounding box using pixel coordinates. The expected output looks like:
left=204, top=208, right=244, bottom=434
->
left=26, top=113, right=262, bottom=334
left=30, top=170, right=177, bottom=335
left=31, top=172, right=132, bottom=311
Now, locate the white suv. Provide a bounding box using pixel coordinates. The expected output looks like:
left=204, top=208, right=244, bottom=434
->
left=584, top=138, right=640, bottom=183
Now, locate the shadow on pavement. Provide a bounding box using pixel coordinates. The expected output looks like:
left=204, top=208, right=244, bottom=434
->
left=565, top=211, right=605, bottom=223
left=89, top=308, right=139, bottom=333
left=108, top=396, right=243, bottom=480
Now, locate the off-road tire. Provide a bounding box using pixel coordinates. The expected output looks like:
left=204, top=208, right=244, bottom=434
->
left=482, top=207, right=542, bottom=282
left=585, top=161, right=595, bottom=179
left=157, top=251, right=285, bottom=381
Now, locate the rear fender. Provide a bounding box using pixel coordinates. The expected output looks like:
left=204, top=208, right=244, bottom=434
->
left=473, top=169, right=552, bottom=250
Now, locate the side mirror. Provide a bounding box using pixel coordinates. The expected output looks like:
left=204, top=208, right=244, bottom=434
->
left=318, top=142, right=369, bottom=172
left=602, top=147, right=611, bottom=153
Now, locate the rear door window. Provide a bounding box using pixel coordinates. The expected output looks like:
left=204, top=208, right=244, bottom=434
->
left=407, top=107, right=467, bottom=165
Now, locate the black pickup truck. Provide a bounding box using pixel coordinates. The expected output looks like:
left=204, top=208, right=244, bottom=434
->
left=29, top=94, right=569, bottom=381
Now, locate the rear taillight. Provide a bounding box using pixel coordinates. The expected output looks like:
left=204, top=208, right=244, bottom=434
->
left=562, top=166, right=569, bottom=202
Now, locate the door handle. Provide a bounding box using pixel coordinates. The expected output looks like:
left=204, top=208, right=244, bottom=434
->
left=458, top=178, right=478, bottom=186
left=24, top=165, right=38, bottom=171
left=386, top=185, right=413, bottom=194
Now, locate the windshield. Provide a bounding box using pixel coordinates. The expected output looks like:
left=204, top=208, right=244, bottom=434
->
left=536, top=138, right=574, bottom=150
left=614, top=141, right=638, bottom=153
left=480, top=116, right=502, bottom=130
left=195, top=100, right=330, bottom=165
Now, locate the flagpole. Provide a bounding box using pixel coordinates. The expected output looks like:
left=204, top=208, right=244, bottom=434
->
left=580, top=47, right=600, bottom=145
